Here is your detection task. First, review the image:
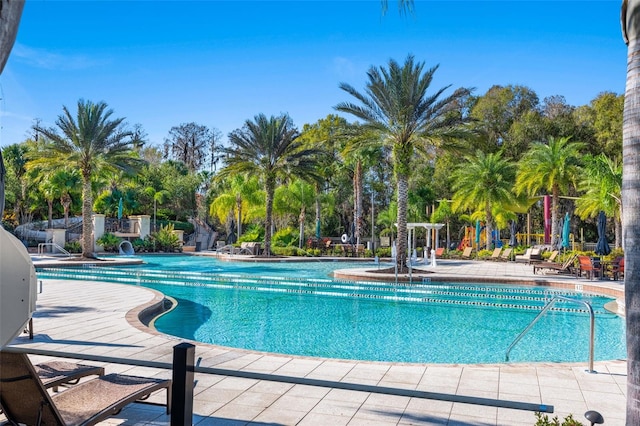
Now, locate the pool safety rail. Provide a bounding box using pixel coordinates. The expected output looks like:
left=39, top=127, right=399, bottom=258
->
left=37, top=242, right=72, bottom=257
left=505, top=295, right=595, bottom=373
left=36, top=266, right=611, bottom=314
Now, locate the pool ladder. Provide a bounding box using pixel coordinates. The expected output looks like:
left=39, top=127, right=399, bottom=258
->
left=505, top=295, right=595, bottom=373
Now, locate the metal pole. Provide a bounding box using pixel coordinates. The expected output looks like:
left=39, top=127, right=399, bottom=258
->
left=171, top=342, right=195, bottom=425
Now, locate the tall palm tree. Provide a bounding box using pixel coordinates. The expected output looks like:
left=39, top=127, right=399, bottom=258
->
left=219, top=113, right=322, bottom=256
left=31, top=100, right=143, bottom=258
left=622, top=2, right=640, bottom=422
left=336, top=55, right=472, bottom=269
left=452, top=150, right=516, bottom=250
left=575, top=154, right=622, bottom=248
left=515, top=136, right=584, bottom=248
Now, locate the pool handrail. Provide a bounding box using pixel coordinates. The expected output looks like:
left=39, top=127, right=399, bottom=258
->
left=505, top=295, right=595, bottom=373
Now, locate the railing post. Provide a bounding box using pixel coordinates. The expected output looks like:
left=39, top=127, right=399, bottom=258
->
left=171, top=342, right=195, bottom=425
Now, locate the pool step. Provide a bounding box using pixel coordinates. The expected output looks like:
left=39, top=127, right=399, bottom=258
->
left=36, top=266, right=605, bottom=313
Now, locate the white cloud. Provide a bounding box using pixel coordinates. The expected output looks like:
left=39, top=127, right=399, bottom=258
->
left=12, top=43, right=107, bottom=70
left=332, top=56, right=357, bottom=78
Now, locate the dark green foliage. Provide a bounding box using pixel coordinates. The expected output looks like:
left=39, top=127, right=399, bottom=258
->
left=272, top=227, right=299, bottom=247
left=64, top=240, right=82, bottom=253
left=96, top=232, right=122, bottom=252
left=237, top=224, right=264, bottom=243
left=151, top=224, right=182, bottom=252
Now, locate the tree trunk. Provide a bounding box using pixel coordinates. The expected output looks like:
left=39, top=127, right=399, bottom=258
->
left=0, top=0, right=24, bottom=74
left=263, top=177, right=275, bottom=257
left=354, top=159, right=363, bottom=245
left=81, top=177, right=94, bottom=258
left=485, top=203, right=493, bottom=251
left=396, top=174, right=408, bottom=270
left=47, top=199, right=53, bottom=229
left=623, top=1, right=640, bottom=422
left=61, top=194, right=71, bottom=229
left=298, top=205, right=305, bottom=249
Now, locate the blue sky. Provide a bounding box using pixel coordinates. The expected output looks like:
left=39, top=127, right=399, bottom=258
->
left=0, top=1, right=626, bottom=149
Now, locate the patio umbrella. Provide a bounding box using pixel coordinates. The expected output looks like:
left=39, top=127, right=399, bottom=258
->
left=475, top=220, right=481, bottom=248
left=561, top=212, right=571, bottom=249
left=595, top=211, right=610, bottom=255
left=117, top=197, right=123, bottom=220
left=509, top=220, right=517, bottom=247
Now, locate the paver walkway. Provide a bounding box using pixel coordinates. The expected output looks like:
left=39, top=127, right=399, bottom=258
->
left=2, top=256, right=628, bottom=425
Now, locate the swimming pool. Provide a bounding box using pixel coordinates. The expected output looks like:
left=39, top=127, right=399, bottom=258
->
left=37, top=255, right=626, bottom=364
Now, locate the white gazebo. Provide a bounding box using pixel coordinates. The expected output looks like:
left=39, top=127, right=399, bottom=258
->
left=406, top=222, right=445, bottom=254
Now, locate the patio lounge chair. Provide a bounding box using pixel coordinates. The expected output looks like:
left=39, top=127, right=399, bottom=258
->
left=434, top=247, right=444, bottom=257
left=515, top=248, right=542, bottom=264
left=577, top=255, right=602, bottom=280
left=533, top=254, right=576, bottom=275
left=487, top=247, right=502, bottom=261
left=35, top=360, right=105, bottom=392
left=461, top=247, right=473, bottom=258
left=0, top=351, right=171, bottom=425
left=498, top=247, right=513, bottom=261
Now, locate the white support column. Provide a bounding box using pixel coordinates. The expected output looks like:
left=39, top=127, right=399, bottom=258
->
left=93, top=214, right=105, bottom=252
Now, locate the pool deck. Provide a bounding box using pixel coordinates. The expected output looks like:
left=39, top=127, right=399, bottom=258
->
left=3, top=254, right=627, bottom=425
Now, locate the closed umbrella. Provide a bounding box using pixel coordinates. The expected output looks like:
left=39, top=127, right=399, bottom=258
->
left=315, top=219, right=321, bottom=239
left=561, top=212, right=571, bottom=250
left=475, top=220, right=481, bottom=248
left=117, top=197, right=123, bottom=220
left=595, top=211, right=611, bottom=255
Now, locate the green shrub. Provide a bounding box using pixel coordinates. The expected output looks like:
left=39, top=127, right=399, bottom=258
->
left=376, top=247, right=392, bottom=258
left=131, top=238, right=152, bottom=252
left=271, top=246, right=307, bottom=256
left=237, top=224, right=265, bottom=243
left=64, top=241, right=82, bottom=253
left=155, top=220, right=194, bottom=234
left=151, top=224, right=182, bottom=252
left=272, top=227, right=299, bottom=247
left=96, top=232, right=122, bottom=252
left=308, top=248, right=321, bottom=257
left=534, top=412, right=583, bottom=426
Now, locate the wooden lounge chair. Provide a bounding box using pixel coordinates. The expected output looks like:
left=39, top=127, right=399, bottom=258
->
left=498, top=247, right=513, bottom=261
left=487, top=247, right=502, bottom=261
left=533, top=254, right=576, bottom=275
left=0, top=351, right=171, bottom=425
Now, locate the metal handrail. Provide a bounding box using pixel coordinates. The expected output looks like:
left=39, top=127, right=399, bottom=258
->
left=37, top=242, right=72, bottom=257
left=505, top=295, right=595, bottom=373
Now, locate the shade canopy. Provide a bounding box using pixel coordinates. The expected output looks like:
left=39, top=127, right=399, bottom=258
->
left=595, top=211, right=611, bottom=255
left=0, top=227, right=37, bottom=348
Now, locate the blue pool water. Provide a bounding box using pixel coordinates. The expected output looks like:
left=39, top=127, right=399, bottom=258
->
left=37, top=255, right=626, bottom=364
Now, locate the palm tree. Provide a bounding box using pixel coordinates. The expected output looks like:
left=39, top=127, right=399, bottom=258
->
left=219, top=113, right=322, bottom=256
left=336, top=55, right=472, bottom=270
left=622, top=2, right=640, bottom=422
left=31, top=100, right=142, bottom=258
left=515, top=136, right=584, bottom=248
left=575, top=154, right=622, bottom=248
left=209, top=174, right=263, bottom=239
left=452, top=150, right=516, bottom=250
